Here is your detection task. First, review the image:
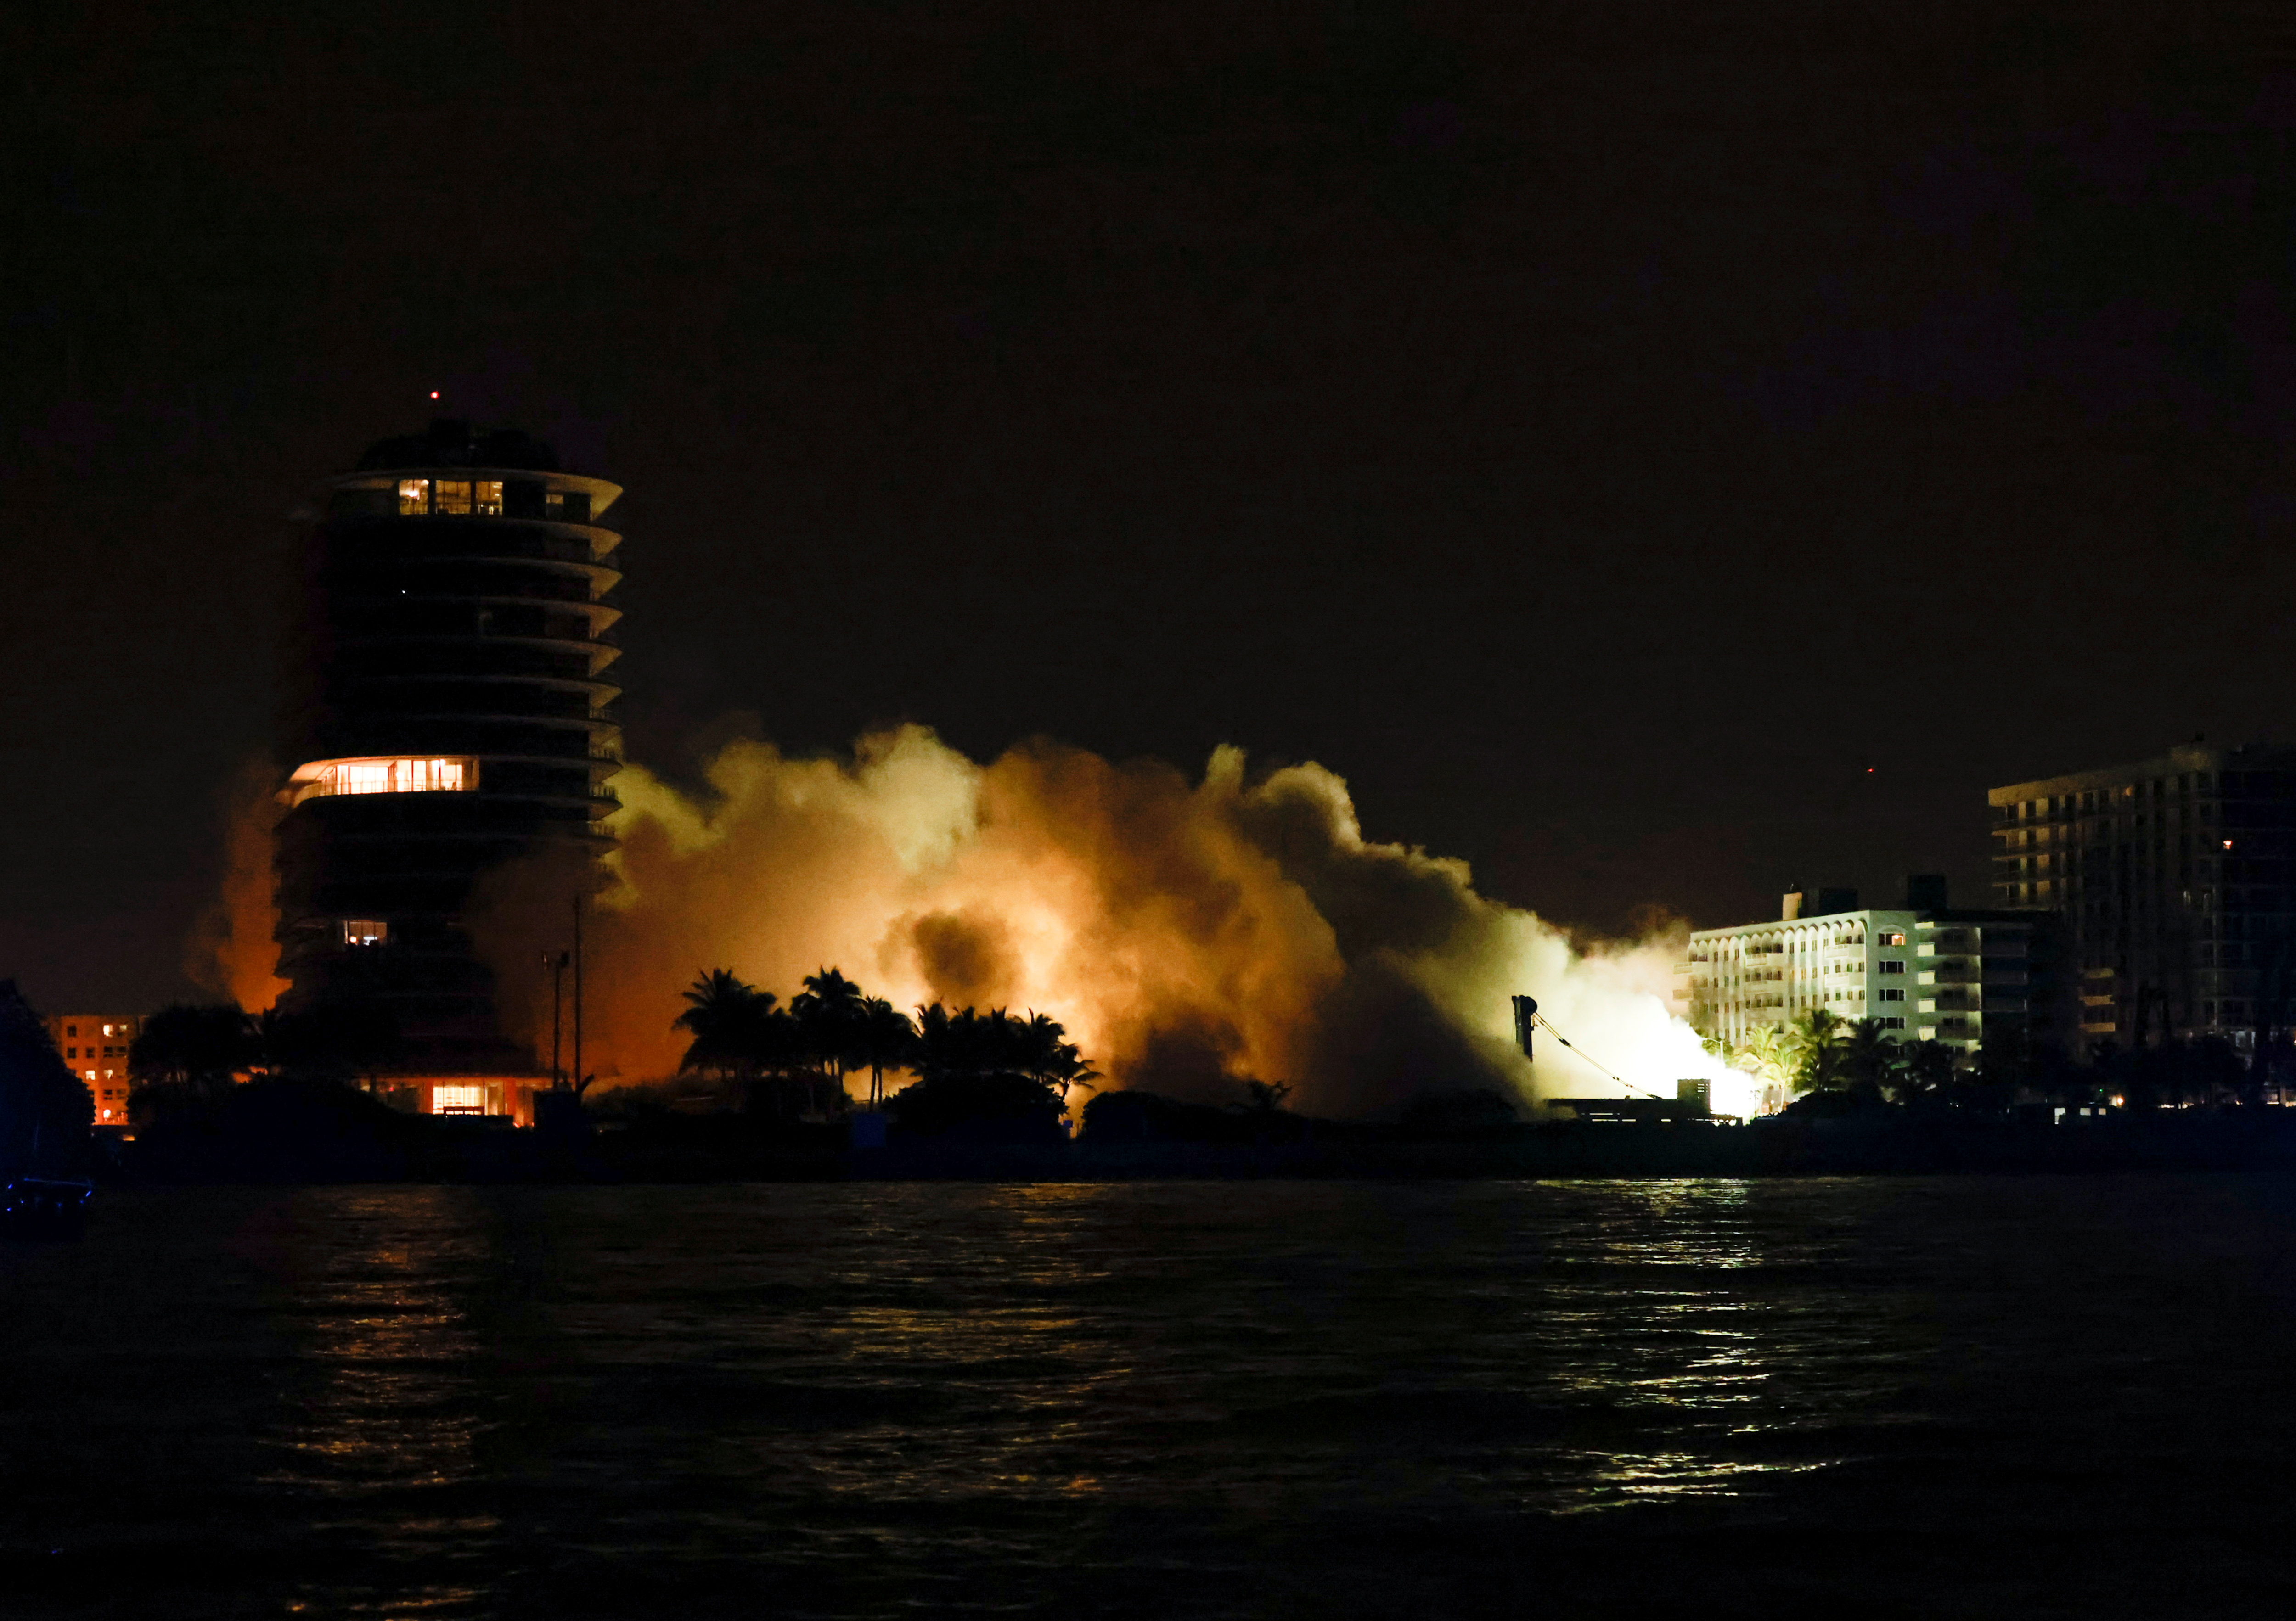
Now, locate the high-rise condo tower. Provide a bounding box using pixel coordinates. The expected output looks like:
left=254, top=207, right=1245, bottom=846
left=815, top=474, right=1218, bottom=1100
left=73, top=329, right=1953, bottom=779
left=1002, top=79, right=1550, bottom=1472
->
left=274, top=420, right=623, bottom=1111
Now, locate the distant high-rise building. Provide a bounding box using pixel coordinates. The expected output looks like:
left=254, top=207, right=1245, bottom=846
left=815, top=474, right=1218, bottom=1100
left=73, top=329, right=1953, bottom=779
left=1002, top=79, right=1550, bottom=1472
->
left=1989, top=743, right=2296, bottom=1053
left=273, top=420, right=625, bottom=1113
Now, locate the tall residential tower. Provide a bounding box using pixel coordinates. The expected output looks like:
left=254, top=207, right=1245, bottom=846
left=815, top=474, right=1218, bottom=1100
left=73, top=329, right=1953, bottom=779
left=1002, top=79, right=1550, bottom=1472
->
left=1990, top=743, right=2296, bottom=1053
left=274, top=421, right=624, bottom=1112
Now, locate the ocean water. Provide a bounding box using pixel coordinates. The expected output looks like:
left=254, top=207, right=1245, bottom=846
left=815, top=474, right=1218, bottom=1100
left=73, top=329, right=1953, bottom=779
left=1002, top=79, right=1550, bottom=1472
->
left=4, top=1177, right=2296, bottom=1619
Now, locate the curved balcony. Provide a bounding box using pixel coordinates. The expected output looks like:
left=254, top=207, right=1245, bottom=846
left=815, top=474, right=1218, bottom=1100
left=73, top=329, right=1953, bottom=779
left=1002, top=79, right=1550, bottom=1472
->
left=335, top=636, right=623, bottom=680
left=343, top=594, right=626, bottom=632
left=368, top=710, right=623, bottom=742
left=360, top=520, right=624, bottom=565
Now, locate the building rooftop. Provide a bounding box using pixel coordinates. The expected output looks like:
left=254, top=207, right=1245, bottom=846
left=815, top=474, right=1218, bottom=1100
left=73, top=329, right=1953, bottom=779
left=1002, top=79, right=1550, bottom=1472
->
left=1989, top=742, right=2296, bottom=804
left=355, top=418, right=562, bottom=474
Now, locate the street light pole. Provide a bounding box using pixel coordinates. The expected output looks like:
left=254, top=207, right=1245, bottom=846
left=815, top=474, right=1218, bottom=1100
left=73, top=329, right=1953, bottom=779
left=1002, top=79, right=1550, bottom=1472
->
left=546, top=950, right=568, bottom=1086
left=572, top=893, right=585, bottom=1095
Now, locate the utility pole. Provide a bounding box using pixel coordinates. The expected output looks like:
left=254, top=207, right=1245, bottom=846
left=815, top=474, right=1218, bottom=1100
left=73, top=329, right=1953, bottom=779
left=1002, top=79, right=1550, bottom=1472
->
left=545, top=950, right=568, bottom=1086
left=572, top=893, right=585, bottom=1095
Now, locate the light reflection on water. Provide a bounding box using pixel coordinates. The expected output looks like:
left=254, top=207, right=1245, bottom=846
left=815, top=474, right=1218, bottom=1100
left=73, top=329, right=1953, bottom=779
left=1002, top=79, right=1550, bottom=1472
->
left=259, top=1189, right=502, bottom=1619
left=10, top=1175, right=2296, bottom=1618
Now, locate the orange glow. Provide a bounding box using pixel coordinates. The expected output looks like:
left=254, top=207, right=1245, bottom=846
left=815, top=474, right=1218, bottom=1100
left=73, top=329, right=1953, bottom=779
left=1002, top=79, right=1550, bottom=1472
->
left=285, top=755, right=477, bottom=807
left=473, top=726, right=1728, bottom=1114
left=188, top=755, right=290, bottom=1012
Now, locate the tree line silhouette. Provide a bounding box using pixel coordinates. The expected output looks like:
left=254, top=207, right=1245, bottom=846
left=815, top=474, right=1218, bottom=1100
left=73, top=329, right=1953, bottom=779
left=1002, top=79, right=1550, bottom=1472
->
left=126, top=1003, right=403, bottom=1102
left=673, top=966, right=1098, bottom=1131
left=1709, top=1007, right=2261, bottom=1115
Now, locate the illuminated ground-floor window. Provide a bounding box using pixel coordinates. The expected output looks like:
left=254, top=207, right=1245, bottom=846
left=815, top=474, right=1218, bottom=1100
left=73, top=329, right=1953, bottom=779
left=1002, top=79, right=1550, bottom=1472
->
left=432, top=1083, right=487, bottom=1113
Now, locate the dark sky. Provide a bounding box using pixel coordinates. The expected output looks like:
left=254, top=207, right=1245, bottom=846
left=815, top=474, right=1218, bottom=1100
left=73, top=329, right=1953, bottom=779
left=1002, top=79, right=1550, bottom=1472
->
left=11, top=2, right=2296, bottom=1010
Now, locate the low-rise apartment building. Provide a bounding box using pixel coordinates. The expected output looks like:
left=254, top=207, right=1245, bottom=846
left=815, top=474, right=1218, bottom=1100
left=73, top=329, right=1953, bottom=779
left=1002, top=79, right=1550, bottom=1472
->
left=1676, top=881, right=2060, bottom=1070
left=41, top=1012, right=143, bottom=1126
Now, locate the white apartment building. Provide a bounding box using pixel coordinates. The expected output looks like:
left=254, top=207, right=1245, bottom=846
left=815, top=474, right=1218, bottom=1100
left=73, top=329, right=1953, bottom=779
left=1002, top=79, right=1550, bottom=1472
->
left=1675, top=888, right=2047, bottom=1060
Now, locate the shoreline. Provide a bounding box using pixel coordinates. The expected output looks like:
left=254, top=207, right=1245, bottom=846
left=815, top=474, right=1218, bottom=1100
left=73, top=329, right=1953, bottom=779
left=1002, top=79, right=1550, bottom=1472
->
left=94, top=1111, right=2296, bottom=1185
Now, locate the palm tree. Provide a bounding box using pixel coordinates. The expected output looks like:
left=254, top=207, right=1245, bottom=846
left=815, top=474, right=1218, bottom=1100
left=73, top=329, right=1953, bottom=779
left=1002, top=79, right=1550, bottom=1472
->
left=792, top=967, right=867, bottom=1112
left=853, top=997, right=918, bottom=1109
left=1015, top=1010, right=1099, bottom=1103
left=1896, top=1038, right=1959, bottom=1108
left=674, top=969, right=776, bottom=1083
left=1782, top=1008, right=1846, bottom=1093
left=912, top=1002, right=1006, bottom=1080
left=1837, top=1017, right=1904, bottom=1102
left=1707, top=1025, right=1796, bottom=1111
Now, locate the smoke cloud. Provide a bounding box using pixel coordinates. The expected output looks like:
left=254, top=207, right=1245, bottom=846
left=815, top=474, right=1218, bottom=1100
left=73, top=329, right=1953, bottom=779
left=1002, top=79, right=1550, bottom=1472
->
left=186, top=754, right=289, bottom=1013
left=482, top=726, right=1746, bottom=1116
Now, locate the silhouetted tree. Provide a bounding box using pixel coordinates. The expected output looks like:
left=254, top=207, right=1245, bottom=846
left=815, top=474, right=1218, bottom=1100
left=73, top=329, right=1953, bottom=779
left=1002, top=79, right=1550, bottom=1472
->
left=792, top=968, right=867, bottom=1112
left=1895, top=1039, right=1960, bottom=1110
left=1838, top=1018, right=1905, bottom=1105
left=853, top=997, right=918, bottom=1109
left=675, top=970, right=776, bottom=1083
left=0, top=981, right=94, bottom=1174
left=1243, top=1079, right=1294, bottom=1113
left=891, top=1003, right=1098, bottom=1140
left=129, top=1004, right=257, bottom=1100
left=1783, top=1008, right=1848, bottom=1093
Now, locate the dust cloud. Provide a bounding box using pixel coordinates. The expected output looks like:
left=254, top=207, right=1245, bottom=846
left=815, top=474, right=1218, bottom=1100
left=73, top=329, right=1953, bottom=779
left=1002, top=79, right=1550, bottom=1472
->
left=186, top=754, right=288, bottom=1014
left=483, top=726, right=1746, bottom=1116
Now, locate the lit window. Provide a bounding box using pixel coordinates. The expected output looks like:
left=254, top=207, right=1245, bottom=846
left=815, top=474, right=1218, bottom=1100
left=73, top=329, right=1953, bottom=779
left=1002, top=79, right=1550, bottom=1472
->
left=476, top=479, right=504, bottom=516
left=433, top=1083, right=486, bottom=1114
left=342, top=919, right=389, bottom=947
left=286, top=755, right=479, bottom=806
left=398, top=478, right=430, bottom=514
left=102, top=1023, right=114, bottom=1036
left=434, top=479, right=473, bottom=516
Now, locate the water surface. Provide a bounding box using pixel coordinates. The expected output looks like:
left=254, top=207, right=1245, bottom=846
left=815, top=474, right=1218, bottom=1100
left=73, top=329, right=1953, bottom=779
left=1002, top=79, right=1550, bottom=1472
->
left=5, top=1178, right=2295, bottom=1618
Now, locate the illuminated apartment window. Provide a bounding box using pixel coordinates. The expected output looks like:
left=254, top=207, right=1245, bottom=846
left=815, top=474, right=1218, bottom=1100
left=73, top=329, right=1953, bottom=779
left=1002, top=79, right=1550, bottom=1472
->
left=475, top=479, right=504, bottom=516
left=342, top=919, right=389, bottom=948
left=398, top=478, right=430, bottom=514
left=434, top=479, right=473, bottom=516
left=287, top=754, right=479, bottom=806
left=433, top=1083, right=486, bottom=1114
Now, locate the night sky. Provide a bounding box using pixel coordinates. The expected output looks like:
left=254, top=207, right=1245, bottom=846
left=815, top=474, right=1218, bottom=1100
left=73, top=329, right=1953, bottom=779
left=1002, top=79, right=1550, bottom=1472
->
left=11, top=2, right=2296, bottom=1010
